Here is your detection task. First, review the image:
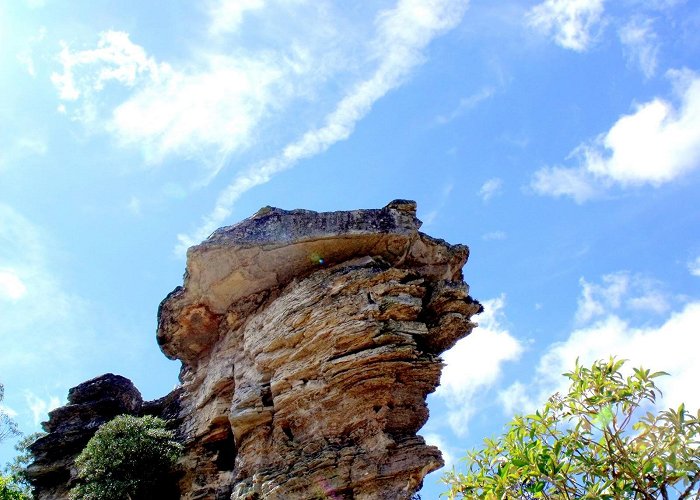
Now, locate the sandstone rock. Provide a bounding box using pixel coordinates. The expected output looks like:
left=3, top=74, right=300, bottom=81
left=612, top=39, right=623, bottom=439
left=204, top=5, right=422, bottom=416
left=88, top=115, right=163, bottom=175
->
left=28, top=200, right=481, bottom=500
left=158, top=200, right=482, bottom=499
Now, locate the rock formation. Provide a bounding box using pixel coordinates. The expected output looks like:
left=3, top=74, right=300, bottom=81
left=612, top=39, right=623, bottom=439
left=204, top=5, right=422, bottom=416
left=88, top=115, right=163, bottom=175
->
left=27, top=374, right=181, bottom=499
left=28, top=200, right=482, bottom=500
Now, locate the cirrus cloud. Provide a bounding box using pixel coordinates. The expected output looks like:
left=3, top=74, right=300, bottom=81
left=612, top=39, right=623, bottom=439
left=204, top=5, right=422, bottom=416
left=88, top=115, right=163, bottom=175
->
left=176, top=0, right=471, bottom=252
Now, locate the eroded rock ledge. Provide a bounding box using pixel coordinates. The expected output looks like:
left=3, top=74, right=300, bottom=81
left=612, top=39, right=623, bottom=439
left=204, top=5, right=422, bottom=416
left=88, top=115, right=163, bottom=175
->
left=160, top=200, right=482, bottom=499
left=29, top=200, right=482, bottom=500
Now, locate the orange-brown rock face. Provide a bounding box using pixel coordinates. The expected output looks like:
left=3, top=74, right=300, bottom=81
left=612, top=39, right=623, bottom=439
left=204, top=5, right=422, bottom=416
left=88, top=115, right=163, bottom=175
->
left=157, top=200, right=482, bottom=499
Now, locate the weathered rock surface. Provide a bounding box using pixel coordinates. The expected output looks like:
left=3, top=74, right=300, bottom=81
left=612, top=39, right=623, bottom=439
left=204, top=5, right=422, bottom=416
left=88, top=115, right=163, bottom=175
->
left=27, top=374, right=181, bottom=500
left=28, top=200, right=481, bottom=500
left=159, top=200, right=482, bottom=499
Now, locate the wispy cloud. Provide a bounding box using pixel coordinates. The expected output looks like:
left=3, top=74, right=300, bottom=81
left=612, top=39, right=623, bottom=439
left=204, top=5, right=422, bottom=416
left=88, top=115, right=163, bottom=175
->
left=16, top=26, right=47, bottom=77
left=478, top=177, right=502, bottom=202
left=689, top=256, right=700, bottom=277
left=436, top=296, right=523, bottom=436
left=0, top=135, right=47, bottom=171
left=207, top=0, right=266, bottom=36
left=176, top=0, right=470, bottom=252
left=0, top=270, right=28, bottom=301
left=0, top=204, right=128, bottom=429
left=126, top=196, right=142, bottom=216
left=24, top=391, right=62, bottom=426
left=422, top=182, right=454, bottom=226
left=619, top=17, right=660, bottom=78
left=531, top=69, right=700, bottom=202
left=433, top=86, right=495, bottom=125
left=527, top=0, right=605, bottom=52
left=481, top=230, right=507, bottom=241
left=576, top=272, right=670, bottom=324
left=0, top=204, right=90, bottom=370
left=50, top=1, right=469, bottom=217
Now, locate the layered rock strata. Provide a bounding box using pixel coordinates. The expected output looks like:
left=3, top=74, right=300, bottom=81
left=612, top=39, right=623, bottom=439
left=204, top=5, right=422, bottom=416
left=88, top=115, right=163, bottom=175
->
left=27, top=200, right=481, bottom=500
left=158, top=200, right=482, bottom=499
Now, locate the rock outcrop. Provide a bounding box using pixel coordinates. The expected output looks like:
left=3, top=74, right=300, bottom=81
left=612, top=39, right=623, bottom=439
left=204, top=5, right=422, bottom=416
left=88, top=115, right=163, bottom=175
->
left=27, top=374, right=181, bottom=499
left=159, top=200, right=481, bottom=499
left=28, top=200, right=481, bottom=500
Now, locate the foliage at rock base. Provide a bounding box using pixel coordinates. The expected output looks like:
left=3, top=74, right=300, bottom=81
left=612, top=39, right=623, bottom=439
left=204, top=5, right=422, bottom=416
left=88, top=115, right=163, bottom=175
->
left=70, top=415, right=182, bottom=500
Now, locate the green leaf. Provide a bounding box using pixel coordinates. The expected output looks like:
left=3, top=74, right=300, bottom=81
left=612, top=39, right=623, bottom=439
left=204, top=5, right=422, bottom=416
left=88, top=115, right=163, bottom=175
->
left=595, top=405, right=614, bottom=427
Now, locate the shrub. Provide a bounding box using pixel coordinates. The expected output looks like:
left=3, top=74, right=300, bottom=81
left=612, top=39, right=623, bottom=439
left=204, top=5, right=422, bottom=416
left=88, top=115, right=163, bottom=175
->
left=70, top=415, right=182, bottom=500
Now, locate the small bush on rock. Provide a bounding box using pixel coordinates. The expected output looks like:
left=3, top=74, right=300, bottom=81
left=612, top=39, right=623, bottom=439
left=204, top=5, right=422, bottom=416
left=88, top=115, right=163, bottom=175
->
left=70, top=415, right=182, bottom=500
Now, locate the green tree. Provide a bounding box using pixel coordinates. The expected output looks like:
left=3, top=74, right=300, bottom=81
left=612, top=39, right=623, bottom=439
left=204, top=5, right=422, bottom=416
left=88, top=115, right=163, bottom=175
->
left=70, top=415, right=182, bottom=500
left=0, top=474, right=28, bottom=500
left=0, top=383, right=19, bottom=444
left=4, top=432, right=45, bottom=498
left=443, top=358, right=700, bottom=499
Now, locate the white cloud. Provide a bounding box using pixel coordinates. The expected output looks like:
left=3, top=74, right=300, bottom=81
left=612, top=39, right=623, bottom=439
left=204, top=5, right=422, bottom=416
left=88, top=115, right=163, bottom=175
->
left=689, top=256, right=700, bottom=277
left=576, top=272, right=669, bottom=324
left=176, top=0, right=470, bottom=252
left=478, top=177, right=502, bottom=201
left=422, top=182, right=454, bottom=226
left=433, top=86, right=495, bottom=125
left=436, top=296, right=523, bottom=436
left=0, top=204, right=96, bottom=380
left=111, top=54, right=282, bottom=165
left=52, top=2, right=469, bottom=192
left=51, top=31, right=285, bottom=166
left=52, top=31, right=162, bottom=102
left=530, top=164, right=598, bottom=203
left=619, top=17, right=659, bottom=78
left=126, top=196, right=141, bottom=216
left=499, top=380, right=538, bottom=416
left=500, top=274, right=700, bottom=418
left=532, top=69, right=700, bottom=201
left=0, top=404, right=18, bottom=419
left=0, top=270, right=28, bottom=301
left=0, top=135, right=47, bottom=171
left=208, top=0, right=266, bottom=36
left=16, top=26, right=47, bottom=77
left=538, top=304, right=700, bottom=411
left=481, top=230, right=507, bottom=241
left=24, top=392, right=61, bottom=426
left=0, top=204, right=179, bottom=430
left=25, top=0, right=47, bottom=8
left=423, top=432, right=455, bottom=467
left=527, top=0, right=605, bottom=52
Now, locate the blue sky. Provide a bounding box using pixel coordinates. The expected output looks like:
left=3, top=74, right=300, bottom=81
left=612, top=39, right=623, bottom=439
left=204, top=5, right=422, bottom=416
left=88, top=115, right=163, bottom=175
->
left=1, top=0, right=699, bottom=497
